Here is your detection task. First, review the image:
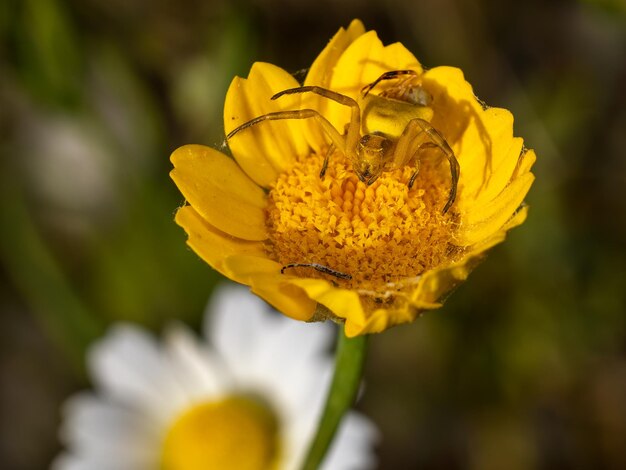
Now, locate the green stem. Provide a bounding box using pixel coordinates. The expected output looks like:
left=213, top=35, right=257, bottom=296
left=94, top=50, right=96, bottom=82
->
left=301, top=328, right=369, bottom=470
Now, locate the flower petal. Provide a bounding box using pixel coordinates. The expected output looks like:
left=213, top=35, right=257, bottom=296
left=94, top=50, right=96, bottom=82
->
left=422, top=66, right=533, bottom=209
left=224, top=62, right=310, bottom=187
left=456, top=172, right=535, bottom=245
left=502, top=202, right=529, bottom=231
left=345, top=306, right=413, bottom=337
left=163, top=325, right=225, bottom=400
left=323, top=413, right=379, bottom=470
left=52, top=454, right=136, bottom=470
left=251, top=280, right=318, bottom=322
left=306, top=20, right=366, bottom=90
left=323, top=31, right=423, bottom=131
left=88, top=325, right=187, bottom=421
left=205, top=283, right=272, bottom=379
left=58, top=393, right=159, bottom=467
left=303, top=19, right=366, bottom=151
left=286, top=278, right=367, bottom=333
left=174, top=205, right=267, bottom=281
left=412, top=255, right=485, bottom=307
left=170, top=145, right=267, bottom=240
left=512, top=147, right=537, bottom=179
left=221, top=255, right=317, bottom=321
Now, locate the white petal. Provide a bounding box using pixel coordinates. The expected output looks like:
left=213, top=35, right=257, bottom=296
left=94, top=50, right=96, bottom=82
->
left=51, top=453, right=145, bottom=470
left=206, top=284, right=335, bottom=388
left=253, top=315, right=334, bottom=373
left=246, top=320, right=336, bottom=436
left=57, top=393, right=159, bottom=468
left=51, top=453, right=114, bottom=470
left=205, top=283, right=275, bottom=374
left=322, top=412, right=380, bottom=470
left=88, top=324, right=186, bottom=421
left=162, top=323, right=227, bottom=401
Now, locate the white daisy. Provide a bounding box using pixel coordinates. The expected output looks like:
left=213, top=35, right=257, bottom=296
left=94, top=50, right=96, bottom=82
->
left=53, top=283, right=378, bottom=470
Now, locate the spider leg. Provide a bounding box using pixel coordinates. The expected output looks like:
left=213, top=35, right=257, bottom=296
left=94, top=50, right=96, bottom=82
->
left=394, top=118, right=460, bottom=214
left=320, top=143, right=335, bottom=179
left=272, top=86, right=361, bottom=154
left=280, top=263, right=352, bottom=280
left=226, top=109, right=347, bottom=154
left=361, top=70, right=419, bottom=97
left=407, top=143, right=438, bottom=188
left=272, top=86, right=357, bottom=108
left=408, top=152, right=422, bottom=189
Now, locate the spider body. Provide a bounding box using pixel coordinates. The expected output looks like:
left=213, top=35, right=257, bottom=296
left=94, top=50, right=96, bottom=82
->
left=227, top=69, right=459, bottom=214
left=359, top=90, right=433, bottom=138
left=352, top=86, right=434, bottom=185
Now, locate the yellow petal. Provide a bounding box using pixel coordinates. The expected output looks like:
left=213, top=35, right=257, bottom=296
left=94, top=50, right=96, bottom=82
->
left=345, top=308, right=389, bottom=337
left=287, top=277, right=367, bottom=333
left=456, top=172, right=535, bottom=245
left=512, top=148, right=537, bottom=180
left=221, top=253, right=283, bottom=280
left=347, top=305, right=420, bottom=337
left=422, top=66, right=533, bottom=209
left=251, top=281, right=317, bottom=322
left=288, top=277, right=428, bottom=337
left=420, top=66, right=484, bottom=152
left=305, top=19, right=366, bottom=89
left=501, top=203, right=529, bottom=232
left=303, top=19, right=366, bottom=151
left=174, top=205, right=266, bottom=281
left=324, top=31, right=423, bottom=130
left=170, top=145, right=267, bottom=240
left=455, top=109, right=523, bottom=206
left=331, top=31, right=423, bottom=97
left=222, top=255, right=317, bottom=321
left=224, top=62, right=310, bottom=187
left=414, top=256, right=482, bottom=306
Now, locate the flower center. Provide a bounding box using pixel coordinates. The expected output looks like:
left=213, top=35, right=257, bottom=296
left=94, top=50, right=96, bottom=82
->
left=161, top=396, right=280, bottom=470
left=266, top=150, right=463, bottom=290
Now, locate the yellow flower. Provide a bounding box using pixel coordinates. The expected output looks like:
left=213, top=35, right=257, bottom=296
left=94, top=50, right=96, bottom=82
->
left=170, top=19, right=535, bottom=337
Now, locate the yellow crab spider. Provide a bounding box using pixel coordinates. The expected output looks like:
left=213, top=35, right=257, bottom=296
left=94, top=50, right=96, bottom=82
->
left=227, top=70, right=460, bottom=214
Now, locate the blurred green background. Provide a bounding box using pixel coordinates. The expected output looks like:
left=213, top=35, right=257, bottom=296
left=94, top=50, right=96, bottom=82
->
left=1, top=0, right=625, bottom=468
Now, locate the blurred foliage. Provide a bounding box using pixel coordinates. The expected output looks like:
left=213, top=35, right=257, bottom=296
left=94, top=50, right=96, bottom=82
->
left=0, top=0, right=625, bottom=468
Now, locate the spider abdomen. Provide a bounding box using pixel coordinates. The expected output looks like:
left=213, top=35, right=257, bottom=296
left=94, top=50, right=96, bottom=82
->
left=359, top=94, right=434, bottom=138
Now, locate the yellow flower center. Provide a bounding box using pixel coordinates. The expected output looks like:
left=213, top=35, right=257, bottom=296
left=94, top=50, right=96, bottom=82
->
left=161, top=396, right=280, bottom=470
left=266, top=149, right=464, bottom=290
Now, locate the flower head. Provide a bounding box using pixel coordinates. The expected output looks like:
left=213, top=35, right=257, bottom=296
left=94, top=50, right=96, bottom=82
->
left=171, top=20, right=535, bottom=336
left=53, top=284, right=377, bottom=470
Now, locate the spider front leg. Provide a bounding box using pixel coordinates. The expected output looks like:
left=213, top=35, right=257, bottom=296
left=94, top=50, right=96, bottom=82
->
left=272, top=86, right=362, bottom=155
left=226, top=109, right=347, bottom=154
left=394, top=118, right=460, bottom=214
left=228, top=86, right=363, bottom=179
left=361, top=70, right=418, bottom=97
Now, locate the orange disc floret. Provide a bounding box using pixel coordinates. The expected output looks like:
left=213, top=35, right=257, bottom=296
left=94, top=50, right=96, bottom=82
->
left=265, top=149, right=464, bottom=290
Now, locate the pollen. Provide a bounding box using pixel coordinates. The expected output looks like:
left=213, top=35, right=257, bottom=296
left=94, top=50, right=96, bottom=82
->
left=266, top=150, right=465, bottom=290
